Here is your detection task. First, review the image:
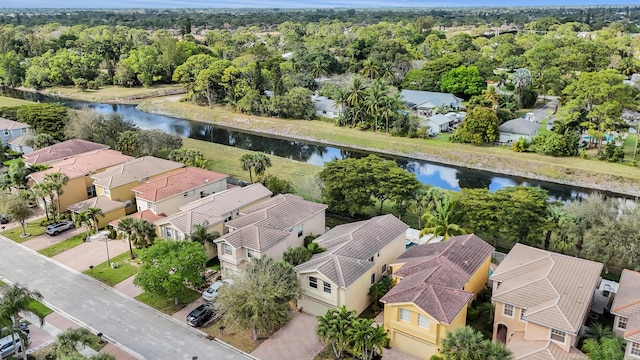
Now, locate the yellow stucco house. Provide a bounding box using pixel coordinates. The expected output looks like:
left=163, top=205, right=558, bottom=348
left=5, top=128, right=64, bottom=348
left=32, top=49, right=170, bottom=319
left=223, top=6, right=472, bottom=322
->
left=294, top=214, right=408, bottom=317
left=67, top=196, right=127, bottom=229
left=27, top=149, right=133, bottom=213
left=379, top=234, right=494, bottom=359
left=490, top=244, right=602, bottom=360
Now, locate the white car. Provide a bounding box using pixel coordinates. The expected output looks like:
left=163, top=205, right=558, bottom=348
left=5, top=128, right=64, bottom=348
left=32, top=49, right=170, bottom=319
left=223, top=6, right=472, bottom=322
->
left=202, top=279, right=233, bottom=301
left=0, top=331, right=29, bottom=358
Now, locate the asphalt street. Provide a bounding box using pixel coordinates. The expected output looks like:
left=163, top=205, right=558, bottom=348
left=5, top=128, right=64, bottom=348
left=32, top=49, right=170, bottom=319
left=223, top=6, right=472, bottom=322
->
left=0, top=235, right=254, bottom=360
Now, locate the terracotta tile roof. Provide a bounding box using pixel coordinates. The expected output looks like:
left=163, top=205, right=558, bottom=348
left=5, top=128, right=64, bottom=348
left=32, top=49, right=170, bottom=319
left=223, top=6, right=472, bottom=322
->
left=109, top=210, right=166, bottom=227
left=28, top=150, right=133, bottom=182
left=23, top=139, right=109, bottom=165
left=0, top=117, right=30, bottom=130
left=379, top=234, right=494, bottom=324
left=67, top=196, right=125, bottom=213
left=91, top=156, right=184, bottom=189
left=131, top=167, right=228, bottom=202
left=154, top=184, right=272, bottom=235
left=611, top=269, right=640, bottom=318
left=220, top=226, right=289, bottom=252
left=294, top=215, right=408, bottom=288
left=508, top=331, right=587, bottom=360
left=624, top=315, right=640, bottom=342
left=491, top=244, right=603, bottom=334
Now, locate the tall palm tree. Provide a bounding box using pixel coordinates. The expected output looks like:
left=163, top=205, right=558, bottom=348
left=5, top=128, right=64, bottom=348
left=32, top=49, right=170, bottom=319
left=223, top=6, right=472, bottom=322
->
left=43, top=172, right=69, bottom=222
left=31, top=182, right=53, bottom=221
left=310, top=57, right=330, bottom=79
left=380, top=92, right=405, bottom=134
left=379, top=61, right=395, bottom=83
left=84, top=207, right=105, bottom=234
left=582, top=336, right=625, bottom=360
left=239, top=153, right=272, bottom=183
left=347, top=318, right=388, bottom=360
left=189, top=222, right=220, bottom=260
left=511, top=68, right=532, bottom=108
left=117, top=216, right=137, bottom=259
left=543, top=205, right=566, bottom=250
left=482, top=86, right=499, bottom=109
left=364, top=82, right=387, bottom=132
left=75, top=210, right=93, bottom=240
left=345, top=77, right=366, bottom=108
left=130, top=219, right=156, bottom=248
left=360, top=59, right=380, bottom=80
left=0, top=283, right=45, bottom=360
left=50, top=327, right=93, bottom=358
left=440, top=326, right=487, bottom=360
left=316, top=306, right=356, bottom=360
left=420, top=196, right=466, bottom=241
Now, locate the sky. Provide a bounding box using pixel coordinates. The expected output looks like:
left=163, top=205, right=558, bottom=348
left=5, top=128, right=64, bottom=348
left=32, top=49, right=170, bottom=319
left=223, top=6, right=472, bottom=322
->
left=0, top=0, right=635, bottom=8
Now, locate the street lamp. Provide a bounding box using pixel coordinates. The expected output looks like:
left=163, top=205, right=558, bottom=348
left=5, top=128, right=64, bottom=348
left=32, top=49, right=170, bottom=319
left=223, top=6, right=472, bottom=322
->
left=104, top=236, right=111, bottom=269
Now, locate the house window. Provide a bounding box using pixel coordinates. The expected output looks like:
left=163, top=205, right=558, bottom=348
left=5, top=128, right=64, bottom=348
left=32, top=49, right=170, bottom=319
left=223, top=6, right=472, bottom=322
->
left=371, top=273, right=375, bottom=285
left=632, top=342, right=640, bottom=356
left=369, top=256, right=374, bottom=262
left=148, top=202, right=155, bottom=211
left=189, top=189, right=195, bottom=196
left=399, top=309, right=411, bottom=322
left=183, top=192, right=188, bottom=197
left=104, top=188, right=110, bottom=196
left=176, top=232, right=183, bottom=240
left=618, top=317, right=628, bottom=330
left=550, top=329, right=566, bottom=343
left=323, top=282, right=331, bottom=294
left=382, top=264, right=387, bottom=274
left=223, top=212, right=232, bottom=222
left=309, top=277, right=317, bottom=289
left=247, top=249, right=258, bottom=258
left=124, top=200, right=132, bottom=208
left=224, top=243, right=232, bottom=255
left=520, top=309, right=526, bottom=321
left=297, top=225, right=303, bottom=237
left=165, top=227, right=173, bottom=238
left=418, top=314, right=430, bottom=329
left=503, top=304, right=514, bottom=317
left=3, top=129, right=9, bottom=135
left=86, top=186, right=96, bottom=198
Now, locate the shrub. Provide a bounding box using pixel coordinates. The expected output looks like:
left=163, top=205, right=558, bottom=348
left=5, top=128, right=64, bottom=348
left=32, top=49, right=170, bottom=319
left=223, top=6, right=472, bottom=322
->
left=512, top=138, right=529, bottom=152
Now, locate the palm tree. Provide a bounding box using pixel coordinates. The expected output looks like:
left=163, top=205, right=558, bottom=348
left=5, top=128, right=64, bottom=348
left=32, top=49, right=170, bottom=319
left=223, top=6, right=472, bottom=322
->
left=316, top=306, right=356, bottom=359
left=368, top=276, right=393, bottom=313
left=189, top=222, right=220, bottom=260
left=347, top=318, right=388, bottom=360
left=240, top=153, right=257, bottom=183
left=31, top=182, right=53, bottom=221
left=361, top=59, right=380, bottom=80
left=364, top=82, right=387, bottom=132
left=117, top=216, right=137, bottom=259
left=543, top=205, right=566, bottom=250
left=240, top=153, right=272, bottom=183
left=511, top=68, right=532, bottom=108
left=482, top=86, right=499, bottom=109
left=380, top=92, right=405, bottom=134
left=345, top=77, right=366, bottom=108
left=582, top=336, right=624, bottom=360
left=310, top=57, right=330, bottom=79
left=75, top=210, right=93, bottom=240
left=420, top=196, right=466, bottom=241
left=440, top=326, right=488, bottom=360
left=379, top=61, right=395, bottom=83
left=130, top=219, right=156, bottom=248
left=50, top=327, right=93, bottom=358
left=84, top=207, right=105, bottom=234
left=43, top=172, right=69, bottom=221
left=0, top=283, right=45, bottom=360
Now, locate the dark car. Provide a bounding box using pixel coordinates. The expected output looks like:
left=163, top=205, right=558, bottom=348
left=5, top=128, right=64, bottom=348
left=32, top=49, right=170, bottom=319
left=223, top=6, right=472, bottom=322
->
left=45, top=220, right=75, bottom=235
left=0, top=214, right=9, bottom=224
left=186, top=303, right=214, bottom=327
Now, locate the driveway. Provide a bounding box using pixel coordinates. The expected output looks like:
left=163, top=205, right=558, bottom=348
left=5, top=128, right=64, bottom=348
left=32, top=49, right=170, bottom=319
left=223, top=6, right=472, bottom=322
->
left=0, top=235, right=255, bottom=360
left=52, top=237, right=130, bottom=272
left=23, top=227, right=85, bottom=251
left=251, top=312, right=323, bottom=360
left=113, top=275, right=144, bottom=298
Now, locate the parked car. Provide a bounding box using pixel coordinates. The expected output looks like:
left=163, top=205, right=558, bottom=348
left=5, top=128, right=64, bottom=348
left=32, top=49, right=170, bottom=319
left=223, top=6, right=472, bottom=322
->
left=186, top=303, right=214, bottom=327
left=202, top=279, right=233, bottom=302
left=0, top=214, right=9, bottom=224
left=0, top=330, right=29, bottom=358
left=45, top=220, right=75, bottom=235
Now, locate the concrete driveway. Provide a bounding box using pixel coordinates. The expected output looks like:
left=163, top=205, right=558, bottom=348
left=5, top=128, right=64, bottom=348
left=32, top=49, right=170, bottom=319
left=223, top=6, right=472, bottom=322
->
left=52, top=237, right=129, bottom=272
left=23, top=227, right=85, bottom=251
left=251, top=312, right=323, bottom=360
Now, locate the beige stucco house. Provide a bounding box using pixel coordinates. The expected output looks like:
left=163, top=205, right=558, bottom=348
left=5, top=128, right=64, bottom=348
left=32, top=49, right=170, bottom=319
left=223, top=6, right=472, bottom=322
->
left=89, top=156, right=184, bottom=215
left=154, top=183, right=273, bottom=241
left=27, top=149, right=133, bottom=213
left=215, top=194, right=327, bottom=279
left=294, top=214, right=408, bottom=317
left=380, top=234, right=494, bottom=359
left=132, top=167, right=229, bottom=216
left=611, top=269, right=640, bottom=360
left=67, top=195, right=127, bottom=229
left=490, top=244, right=603, bottom=359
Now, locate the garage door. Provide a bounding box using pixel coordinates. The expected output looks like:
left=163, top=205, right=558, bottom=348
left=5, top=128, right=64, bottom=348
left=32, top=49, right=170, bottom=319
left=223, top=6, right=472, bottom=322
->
left=300, top=297, right=332, bottom=317
left=393, top=332, right=435, bottom=359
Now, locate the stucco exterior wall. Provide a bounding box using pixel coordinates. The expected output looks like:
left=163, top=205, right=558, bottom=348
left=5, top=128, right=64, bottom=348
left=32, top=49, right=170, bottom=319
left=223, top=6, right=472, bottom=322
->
left=137, top=179, right=227, bottom=216
left=463, top=256, right=491, bottom=299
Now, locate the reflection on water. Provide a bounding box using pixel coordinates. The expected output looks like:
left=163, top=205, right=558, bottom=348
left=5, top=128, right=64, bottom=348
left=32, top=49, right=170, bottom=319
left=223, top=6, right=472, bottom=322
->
left=0, top=88, right=591, bottom=201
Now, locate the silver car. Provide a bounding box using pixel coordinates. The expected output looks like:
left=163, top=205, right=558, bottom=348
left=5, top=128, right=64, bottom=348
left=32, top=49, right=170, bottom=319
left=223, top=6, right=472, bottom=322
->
left=45, top=220, right=75, bottom=235
left=202, top=279, right=233, bottom=301
left=0, top=332, right=29, bottom=358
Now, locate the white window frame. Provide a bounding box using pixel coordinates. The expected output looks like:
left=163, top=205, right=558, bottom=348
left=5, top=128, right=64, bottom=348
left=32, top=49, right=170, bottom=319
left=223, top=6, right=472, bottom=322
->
left=148, top=202, right=155, bottom=211
left=21, top=127, right=28, bottom=134
left=309, top=276, right=317, bottom=289
left=503, top=303, right=514, bottom=317
left=382, top=264, right=387, bottom=274
left=618, top=316, right=628, bottom=330
left=124, top=200, right=132, bottom=208
left=247, top=249, right=258, bottom=259
left=165, top=227, right=173, bottom=238
left=223, top=243, right=232, bottom=255
left=631, top=342, right=640, bottom=357
left=297, top=224, right=303, bottom=237
left=371, top=273, right=375, bottom=285
left=323, top=281, right=331, bottom=294
left=3, top=129, right=9, bottom=135
left=189, top=189, right=195, bottom=196
left=104, top=188, right=110, bottom=196
left=418, top=314, right=430, bottom=329
left=399, top=309, right=411, bottom=322
left=86, top=186, right=96, bottom=198
left=550, top=328, right=566, bottom=344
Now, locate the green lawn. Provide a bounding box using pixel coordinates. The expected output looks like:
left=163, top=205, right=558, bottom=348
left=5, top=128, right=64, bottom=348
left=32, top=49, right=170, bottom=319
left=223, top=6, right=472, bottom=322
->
left=45, top=84, right=183, bottom=103
left=623, top=134, right=638, bottom=162
left=28, top=299, right=54, bottom=318
left=135, top=289, right=201, bottom=315
left=1, top=218, right=47, bottom=243
left=38, top=233, right=86, bottom=257
left=84, top=252, right=140, bottom=286
left=84, top=332, right=108, bottom=352
left=0, top=95, right=34, bottom=107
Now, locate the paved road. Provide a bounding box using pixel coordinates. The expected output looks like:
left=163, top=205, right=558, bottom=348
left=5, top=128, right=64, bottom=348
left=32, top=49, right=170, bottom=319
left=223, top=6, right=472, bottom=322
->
left=0, top=235, right=254, bottom=360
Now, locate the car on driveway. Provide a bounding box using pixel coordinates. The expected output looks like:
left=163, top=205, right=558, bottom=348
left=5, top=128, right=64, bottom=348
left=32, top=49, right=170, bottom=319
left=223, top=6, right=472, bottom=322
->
left=0, top=330, right=29, bottom=358
left=202, top=279, right=233, bottom=302
left=186, top=303, right=214, bottom=327
left=0, top=214, right=9, bottom=224
left=45, top=220, right=75, bottom=235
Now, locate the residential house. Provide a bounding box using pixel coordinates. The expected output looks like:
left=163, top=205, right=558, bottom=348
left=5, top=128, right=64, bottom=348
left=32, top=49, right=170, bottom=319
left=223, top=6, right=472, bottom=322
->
left=155, top=183, right=273, bottom=241
left=27, top=149, right=134, bottom=213
left=400, top=90, right=463, bottom=116
left=215, top=194, right=327, bottom=278
left=132, top=167, right=229, bottom=216
left=89, top=156, right=184, bottom=215
left=294, top=214, right=408, bottom=317
left=380, top=234, right=494, bottom=359
left=23, top=139, right=109, bottom=165
left=418, top=114, right=454, bottom=136
left=490, top=244, right=603, bottom=359
left=611, top=269, right=640, bottom=360
left=0, top=117, right=32, bottom=154
left=499, top=118, right=540, bottom=143
left=7, top=134, right=34, bottom=154
left=312, top=96, right=342, bottom=119
left=67, top=195, right=127, bottom=229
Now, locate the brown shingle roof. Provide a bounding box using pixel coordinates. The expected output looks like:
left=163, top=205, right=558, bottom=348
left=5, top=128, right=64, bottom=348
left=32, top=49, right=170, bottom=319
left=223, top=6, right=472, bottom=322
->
left=91, top=156, right=184, bottom=188
left=491, top=244, right=603, bottom=334
left=294, top=215, right=408, bottom=288
left=28, top=150, right=133, bottom=182
left=131, top=167, right=228, bottom=202
left=67, top=196, right=125, bottom=213
left=379, top=234, right=494, bottom=324
left=23, top=139, right=109, bottom=165
left=154, top=184, right=272, bottom=235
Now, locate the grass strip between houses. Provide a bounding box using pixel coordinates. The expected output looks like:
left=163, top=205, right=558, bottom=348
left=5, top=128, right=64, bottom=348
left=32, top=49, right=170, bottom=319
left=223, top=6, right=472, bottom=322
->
left=38, top=233, right=86, bottom=258
left=135, top=289, right=201, bottom=315
left=84, top=252, right=140, bottom=286
left=1, top=219, right=47, bottom=243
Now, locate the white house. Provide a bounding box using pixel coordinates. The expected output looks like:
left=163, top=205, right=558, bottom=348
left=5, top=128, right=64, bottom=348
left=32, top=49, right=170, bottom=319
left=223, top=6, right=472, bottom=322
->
left=312, top=96, right=342, bottom=119
left=400, top=90, right=463, bottom=116
left=419, top=114, right=454, bottom=135
left=499, top=118, right=540, bottom=143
